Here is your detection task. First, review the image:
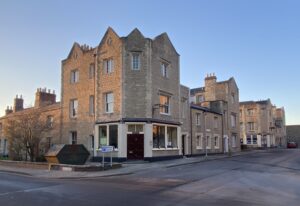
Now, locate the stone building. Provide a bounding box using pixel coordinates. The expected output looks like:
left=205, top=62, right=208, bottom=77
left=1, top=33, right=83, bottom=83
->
left=189, top=105, right=223, bottom=155
left=239, top=99, right=286, bottom=148
left=190, top=74, right=241, bottom=153
left=1, top=27, right=239, bottom=161
left=287, top=125, right=300, bottom=146
left=91, top=28, right=182, bottom=161
left=274, top=107, right=286, bottom=147
left=61, top=42, right=96, bottom=154
left=0, top=89, right=60, bottom=158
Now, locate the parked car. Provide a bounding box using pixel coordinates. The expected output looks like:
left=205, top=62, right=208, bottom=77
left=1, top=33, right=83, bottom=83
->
left=287, top=142, right=298, bottom=148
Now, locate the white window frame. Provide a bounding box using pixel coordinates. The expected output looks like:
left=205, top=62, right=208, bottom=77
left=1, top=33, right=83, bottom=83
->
left=232, top=134, right=237, bottom=147
left=167, top=126, right=178, bottom=149
left=70, top=99, right=78, bottom=118
left=161, top=62, right=168, bottom=78
left=247, top=109, right=254, bottom=116
left=206, top=135, right=211, bottom=149
left=70, top=69, right=79, bottom=83
left=104, top=58, right=114, bottom=74
left=132, top=53, right=140, bottom=70
left=127, top=124, right=144, bottom=134
left=152, top=124, right=179, bottom=150
left=247, top=122, right=255, bottom=131
left=98, top=124, right=119, bottom=150
left=214, top=116, right=218, bottom=129
left=196, top=113, right=201, bottom=126
left=231, top=114, right=236, bottom=128
left=214, top=136, right=219, bottom=149
left=105, top=92, right=114, bottom=113
left=159, top=94, right=170, bottom=115
left=196, top=133, right=203, bottom=149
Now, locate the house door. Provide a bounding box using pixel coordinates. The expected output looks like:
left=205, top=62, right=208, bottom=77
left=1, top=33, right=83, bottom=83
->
left=127, top=134, right=144, bottom=160
left=182, top=135, right=185, bottom=156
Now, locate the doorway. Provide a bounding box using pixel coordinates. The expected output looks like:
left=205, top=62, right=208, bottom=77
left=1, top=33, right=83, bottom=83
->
left=182, top=135, right=186, bottom=156
left=127, top=134, right=144, bottom=160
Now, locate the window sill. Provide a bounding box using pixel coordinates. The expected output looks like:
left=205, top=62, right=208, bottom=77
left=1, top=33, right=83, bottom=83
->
left=152, top=148, right=179, bottom=151
left=96, top=148, right=119, bottom=152
left=196, top=147, right=203, bottom=150
left=160, top=113, right=171, bottom=116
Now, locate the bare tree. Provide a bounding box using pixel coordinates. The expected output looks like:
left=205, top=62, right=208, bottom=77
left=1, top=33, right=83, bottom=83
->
left=5, top=112, right=49, bottom=162
left=4, top=119, right=23, bottom=160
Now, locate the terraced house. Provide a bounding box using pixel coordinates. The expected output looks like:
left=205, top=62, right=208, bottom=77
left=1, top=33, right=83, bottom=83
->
left=1, top=27, right=238, bottom=161
left=0, top=90, right=60, bottom=159
left=190, top=74, right=241, bottom=153
left=239, top=99, right=286, bottom=148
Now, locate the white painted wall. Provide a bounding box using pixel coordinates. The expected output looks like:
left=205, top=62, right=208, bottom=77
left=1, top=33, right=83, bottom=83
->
left=144, top=123, right=153, bottom=158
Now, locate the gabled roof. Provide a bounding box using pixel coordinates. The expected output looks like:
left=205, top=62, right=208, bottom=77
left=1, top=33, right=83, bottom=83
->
left=66, top=42, right=82, bottom=59
left=98, top=27, right=120, bottom=48
left=153, top=32, right=180, bottom=56
left=126, top=28, right=145, bottom=39
left=218, top=77, right=238, bottom=90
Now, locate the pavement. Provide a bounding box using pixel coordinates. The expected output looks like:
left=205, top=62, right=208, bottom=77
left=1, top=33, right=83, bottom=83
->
left=0, top=149, right=265, bottom=179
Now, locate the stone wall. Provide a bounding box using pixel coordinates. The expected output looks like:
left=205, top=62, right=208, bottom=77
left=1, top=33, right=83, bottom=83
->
left=61, top=43, right=96, bottom=150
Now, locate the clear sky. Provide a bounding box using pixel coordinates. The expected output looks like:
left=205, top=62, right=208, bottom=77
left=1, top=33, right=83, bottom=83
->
left=0, top=0, right=299, bottom=125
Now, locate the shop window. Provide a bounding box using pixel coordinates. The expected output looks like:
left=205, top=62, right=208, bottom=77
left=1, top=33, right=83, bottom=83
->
left=167, top=127, right=177, bottom=148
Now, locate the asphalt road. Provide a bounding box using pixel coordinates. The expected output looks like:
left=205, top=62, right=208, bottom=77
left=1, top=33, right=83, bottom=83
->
left=1, top=149, right=300, bottom=206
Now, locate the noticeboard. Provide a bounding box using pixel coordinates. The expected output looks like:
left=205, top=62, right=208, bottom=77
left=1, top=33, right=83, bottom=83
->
left=101, top=146, right=114, bottom=153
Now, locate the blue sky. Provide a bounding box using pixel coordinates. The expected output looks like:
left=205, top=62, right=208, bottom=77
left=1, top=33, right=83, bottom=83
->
left=0, top=0, right=299, bottom=124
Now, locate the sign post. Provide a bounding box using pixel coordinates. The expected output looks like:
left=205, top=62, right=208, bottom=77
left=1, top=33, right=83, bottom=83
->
left=100, top=146, right=114, bottom=169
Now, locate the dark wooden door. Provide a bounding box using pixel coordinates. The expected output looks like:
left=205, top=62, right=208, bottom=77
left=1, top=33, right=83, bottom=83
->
left=182, top=135, right=185, bottom=155
left=127, top=134, right=144, bottom=160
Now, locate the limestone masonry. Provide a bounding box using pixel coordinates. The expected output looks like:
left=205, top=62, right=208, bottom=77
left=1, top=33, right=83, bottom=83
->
left=0, top=27, right=287, bottom=161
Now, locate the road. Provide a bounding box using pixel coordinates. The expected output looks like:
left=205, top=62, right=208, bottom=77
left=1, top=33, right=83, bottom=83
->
left=1, top=149, right=300, bottom=206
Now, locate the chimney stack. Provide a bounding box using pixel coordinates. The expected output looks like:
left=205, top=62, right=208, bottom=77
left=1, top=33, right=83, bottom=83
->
left=204, top=73, right=217, bottom=87
left=34, top=87, right=56, bottom=107
left=5, top=106, right=13, bottom=115
left=13, top=94, right=24, bottom=112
